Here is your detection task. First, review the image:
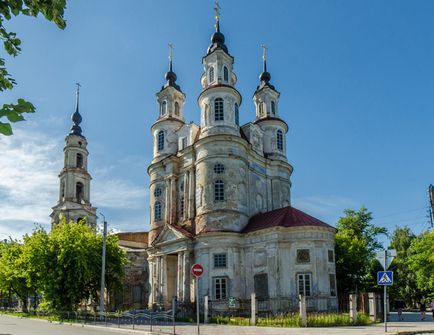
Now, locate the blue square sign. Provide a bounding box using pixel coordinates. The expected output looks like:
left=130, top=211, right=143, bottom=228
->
left=377, top=271, right=393, bottom=285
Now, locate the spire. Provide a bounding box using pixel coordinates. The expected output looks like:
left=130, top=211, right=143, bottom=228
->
left=256, top=45, right=275, bottom=91
left=162, top=43, right=181, bottom=92
left=207, top=0, right=228, bottom=55
left=70, top=83, right=83, bottom=136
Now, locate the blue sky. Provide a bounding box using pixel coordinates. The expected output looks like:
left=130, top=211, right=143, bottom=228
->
left=1, top=0, right=433, bottom=243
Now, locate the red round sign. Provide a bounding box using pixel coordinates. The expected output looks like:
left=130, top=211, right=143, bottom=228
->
left=191, top=263, right=204, bottom=277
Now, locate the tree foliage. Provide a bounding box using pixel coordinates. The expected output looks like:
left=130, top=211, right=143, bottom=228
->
left=407, top=230, right=434, bottom=299
left=0, top=219, right=127, bottom=311
left=0, top=0, right=67, bottom=135
left=388, top=226, right=418, bottom=306
left=335, top=207, right=387, bottom=295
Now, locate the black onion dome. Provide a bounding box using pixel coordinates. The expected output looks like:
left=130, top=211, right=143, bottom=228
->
left=207, top=22, right=229, bottom=55
left=161, top=59, right=181, bottom=92
left=70, top=90, right=84, bottom=136
left=256, top=59, right=276, bottom=92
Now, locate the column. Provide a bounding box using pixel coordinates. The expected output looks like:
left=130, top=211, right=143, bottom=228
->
left=177, top=251, right=184, bottom=299
left=183, top=251, right=191, bottom=302
left=170, top=176, right=176, bottom=224
left=148, top=257, right=155, bottom=307
left=162, top=255, right=168, bottom=305
left=183, top=173, right=189, bottom=220
left=188, top=168, right=195, bottom=219
left=165, top=179, right=170, bottom=222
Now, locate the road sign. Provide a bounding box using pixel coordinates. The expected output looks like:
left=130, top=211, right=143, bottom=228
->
left=228, top=297, right=236, bottom=308
left=377, top=271, right=393, bottom=285
left=376, top=249, right=396, bottom=270
left=191, top=263, right=204, bottom=278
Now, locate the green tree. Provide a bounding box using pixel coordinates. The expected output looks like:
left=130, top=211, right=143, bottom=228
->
left=0, top=239, right=35, bottom=312
left=335, top=207, right=387, bottom=296
left=407, top=230, right=434, bottom=299
left=388, top=226, right=417, bottom=306
left=29, top=219, right=127, bottom=311
left=1, top=0, right=67, bottom=135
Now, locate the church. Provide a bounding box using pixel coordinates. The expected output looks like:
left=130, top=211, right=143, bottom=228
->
left=50, top=7, right=337, bottom=312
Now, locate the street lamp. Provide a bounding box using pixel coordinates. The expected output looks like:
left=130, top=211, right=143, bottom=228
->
left=99, top=213, right=108, bottom=319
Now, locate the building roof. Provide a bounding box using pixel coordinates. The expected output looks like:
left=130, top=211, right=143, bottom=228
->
left=242, top=206, right=333, bottom=234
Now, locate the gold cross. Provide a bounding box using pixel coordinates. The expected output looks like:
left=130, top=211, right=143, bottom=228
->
left=261, top=44, right=267, bottom=61
left=214, top=0, right=221, bottom=22
left=75, top=82, right=81, bottom=94
left=168, top=43, right=173, bottom=63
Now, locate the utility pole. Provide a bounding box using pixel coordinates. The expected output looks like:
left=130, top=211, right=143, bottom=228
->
left=383, top=249, right=387, bottom=333
left=428, top=185, right=434, bottom=228
left=99, top=213, right=108, bottom=320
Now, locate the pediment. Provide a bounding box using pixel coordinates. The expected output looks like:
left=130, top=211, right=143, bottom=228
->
left=153, top=224, right=189, bottom=246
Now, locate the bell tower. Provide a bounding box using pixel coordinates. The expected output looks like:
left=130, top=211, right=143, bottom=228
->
left=50, top=84, right=97, bottom=226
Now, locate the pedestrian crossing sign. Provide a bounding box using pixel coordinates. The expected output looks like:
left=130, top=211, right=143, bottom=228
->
left=377, top=271, right=393, bottom=285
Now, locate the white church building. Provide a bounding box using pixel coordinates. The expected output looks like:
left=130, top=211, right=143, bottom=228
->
left=146, top=13, right=337, bottom=310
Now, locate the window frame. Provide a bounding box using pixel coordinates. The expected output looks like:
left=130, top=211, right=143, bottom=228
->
left=223, top=66, right=229, bottom=82
left=174, top=101, right=180, bottom=116
left=297, top=273, right=312, bottom=297
left=214, top=179, right=225, bottom=201
left=154, top=187, right=162, bottom=197
left=277, top=130, right=284, bottom=151
left=329, top=273, right=337, bottom=297
left=235, top=103, right=239, bottom=126
left=154, top=201, right=162, bottom=221
left=271, top=101, right=276, bottom=115
left=209, top=66, right=215, bottom=83
left=76, top=153, right=83, bottom=168
left=328, top=250, right=334, bottom=263
left=213, top=163, right=225, bottom=174
left=213, top=253, right=227, bottom=268
left=214, top=98, right=224, bottom=121
left=161, top=100, right=167, bottom=116
left=213, top=276, right=228, bottom=300
left=157, top=130, right=165, bottom=151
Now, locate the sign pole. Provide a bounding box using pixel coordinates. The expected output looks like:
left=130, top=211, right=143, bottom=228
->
left=384, top=249, right=387, bottom=333
left=196, top=276, right=200, bottom=335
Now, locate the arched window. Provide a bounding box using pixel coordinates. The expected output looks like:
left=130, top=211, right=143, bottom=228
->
left=76, top=182, right=83, bottom=202
left=235, top=103, right=239, bottom=126
left=61, top=181, right=65, bottom=199
left=209, top=67, right=215, bottom=83
left=179, top=196, right=184, bottom=218
left=214, top=163, right=225, bottom=174
left=157, top=130, right=165, bottom=151
left=214, top=98, right=224, bottom=121
left=76, top=153, right=83, bottom=168
left=154, top=202, right=162, bottom=220
left=259, top=102, right=264, bottom=117
left=223, top=66, right=229, bottom=82
left=161, top=101, right=167, bottom=116
left=174, top=102, right=180, bottom=116
left=214, top=180, right=224, bottom=201
left=154, top=187, right=162, bottom=197
left=277, top=130, right=283, bottom=151
left=271, top=101, right=276, bottom=115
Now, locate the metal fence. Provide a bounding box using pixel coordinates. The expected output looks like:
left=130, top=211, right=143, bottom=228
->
left=0, top=308, right=176, bottom=334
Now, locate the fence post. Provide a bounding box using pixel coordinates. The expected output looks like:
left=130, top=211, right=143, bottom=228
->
left=105, top=312, right=108, bottom=327
left=132, top=314, right=135, bottom=330
left=368, top=292, right=377, bottom=321
left=150, top=313, right=153, bottom=332
left=204, top=295, right=209, bottom=324
left=250, top=292, right=257, bottom=326
left=299, top=294, right=307, bottom=327
left=349, top=294, right=358, bottom=323
left=172, top=307, right=176, bottom=335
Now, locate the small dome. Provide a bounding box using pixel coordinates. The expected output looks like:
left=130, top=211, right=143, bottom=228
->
left=207, top=23, right=228, bottom=55
left=259, top=71, right=271, bottom=83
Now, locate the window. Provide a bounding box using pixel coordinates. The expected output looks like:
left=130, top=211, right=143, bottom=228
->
left=76, top=153, right=83, bottom=168
left=181, top=137, right=187, bottom=150
left=223, top=66, right=228, bottom=82
left=180, top=181, right=184, bottom=192
left=133, top=285, right=142, bottom=303
left=154, top=187, right=162, bottom=197
left=214, top=253, right=227, bottom=268
left=213, top=163, right=225, bottom=174
left=161, top=101, right=167, bottom=116
left=328, top=250, right=334, bottom=263
left=214, top=98, right=224, bottom=121
left=277, top=130, right=283, bottom=151
left=61, top=181, right=65, bottom=199
left=298, top=273, right=311, bottom=296
left=235, top=103, right=239, bottom=126
left=329, top=274, right=336, bottom=297
left=76, top=182, right=83, bottom=202
left=179, top=196, right=184, bottom=218
left=259, top=102, right=264, bottom=116
left=254, top=274, right=269, bottom=300
left=154, top=202, right=162, bottom=220
left=209, top=67, right=215, bottom=83
left=214, top=180, right=224, bottom=201
left=157, top=131, right=165, bottom=151
left=296, top=249, right=310, bottom=263
left=213, top=277, right=228, bottom=300
left=174, top=102, right=180, bottom=116
left=271, top=101, right=276, bottom=115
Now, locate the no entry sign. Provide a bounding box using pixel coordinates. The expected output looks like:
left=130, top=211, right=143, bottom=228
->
left=191, top=263, right=204, bottom=277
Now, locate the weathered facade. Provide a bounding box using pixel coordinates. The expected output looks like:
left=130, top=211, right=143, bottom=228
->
left=147, top=16, right=337, bottom=310
left=109, top=232, right=150, bottom=311
left=51, top=86, right=97, bottom=226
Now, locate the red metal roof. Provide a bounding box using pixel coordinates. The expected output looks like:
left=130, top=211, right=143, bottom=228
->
left=242, top=206, right=333, bottom=234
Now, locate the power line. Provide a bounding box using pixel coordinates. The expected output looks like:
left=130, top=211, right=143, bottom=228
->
left=372, top=206, right=428, bottom=220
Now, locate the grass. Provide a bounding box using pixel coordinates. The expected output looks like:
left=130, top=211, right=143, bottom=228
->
left=210, top=312, right=373, bottom=328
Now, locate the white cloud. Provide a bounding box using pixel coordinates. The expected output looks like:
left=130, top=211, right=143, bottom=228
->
left=0, top=128, right=149, bottom=238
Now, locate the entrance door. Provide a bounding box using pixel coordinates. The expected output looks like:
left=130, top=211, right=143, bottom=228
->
left=166, top=254, right=178, bottom=303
